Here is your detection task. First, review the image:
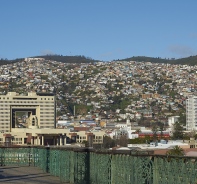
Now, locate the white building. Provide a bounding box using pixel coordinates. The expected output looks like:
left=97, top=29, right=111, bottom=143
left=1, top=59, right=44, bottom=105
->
left=186, top=96, right=197, bottom=130
left=168, top=116, right=180, bottom=127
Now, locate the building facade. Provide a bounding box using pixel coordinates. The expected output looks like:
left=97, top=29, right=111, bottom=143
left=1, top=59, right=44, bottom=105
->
left=186, top=96, right=197, bottom=130
left=168, top=116, right=180, bottom=127
left=0, top=92, right=105, bottom=147
left=0, top=92, right=56, bottom=132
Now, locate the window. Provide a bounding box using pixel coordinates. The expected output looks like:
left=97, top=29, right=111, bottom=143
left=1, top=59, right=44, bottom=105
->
left=32, top=118, right=35, bottom=126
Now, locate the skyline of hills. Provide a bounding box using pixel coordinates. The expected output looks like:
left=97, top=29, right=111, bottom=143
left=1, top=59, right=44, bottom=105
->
left=1, top=54, right=197, bottom=65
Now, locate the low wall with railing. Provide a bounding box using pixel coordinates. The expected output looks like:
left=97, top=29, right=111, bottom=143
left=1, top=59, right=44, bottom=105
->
left=0, top=146, right=196, bottom=184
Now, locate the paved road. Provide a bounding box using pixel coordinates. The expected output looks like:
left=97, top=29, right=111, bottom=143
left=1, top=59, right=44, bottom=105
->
left=0, top=166, right=68, bottom=184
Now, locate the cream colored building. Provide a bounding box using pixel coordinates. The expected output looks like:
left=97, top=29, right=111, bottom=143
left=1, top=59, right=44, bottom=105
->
left=0, top=92, right=56, bottom=132
left=0, top=128, right=105, bottom=147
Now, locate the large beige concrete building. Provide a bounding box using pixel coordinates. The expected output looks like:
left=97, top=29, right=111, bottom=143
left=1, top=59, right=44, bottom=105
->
left=0, top=91, right=56, bottom=132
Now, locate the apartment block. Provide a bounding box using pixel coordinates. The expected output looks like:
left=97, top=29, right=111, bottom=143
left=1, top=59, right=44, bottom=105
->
left=186, top=96, right=197, bottom=130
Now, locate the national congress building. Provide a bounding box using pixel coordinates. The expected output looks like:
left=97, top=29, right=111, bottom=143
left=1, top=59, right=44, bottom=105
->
left=0, top=92, right=56, bottom=132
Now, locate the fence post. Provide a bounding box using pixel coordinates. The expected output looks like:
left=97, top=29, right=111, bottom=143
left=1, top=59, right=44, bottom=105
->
left=28, top=146, right=31, bottom=166
left=0, top=148, right=4, bottom=166
left=72, top=147, right=93, bottom=184
left=153, top=156, right=158, bottom=184
left=46, top=147, right=50, bottom=173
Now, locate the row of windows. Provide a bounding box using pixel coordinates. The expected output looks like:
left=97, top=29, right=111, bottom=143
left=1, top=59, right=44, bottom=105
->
left=40, top=98, right=54, bottom=100
left=0, top=101, right=54, bottom=104
left=1, top=111, right=27, bottom=113
left=12, top=142, right=22, bottom=144
left=79, top=136, right=86, bottom=139
left=0, top=112, right=9, bottom=114
left=95, top=136, right=102, bottom=139
left=40, top=112, right=54, bottom=114
left=40, top=122, right=54, bottom=124
left=0, top=97, right=54, bottom=100
left=77, top=136, right=103, bottom=140
left=1, top=101, right=36, bottom=103
left=40, top=115, right=54, bottom=117
left=0, top=97, right=10, bottom=100
left=13, top=138, right=22, bottom=141
left=40, top=105, right=53, bottom=107
left=40, top=119, right=54, bottom=121
left=40, top=126, right=53, bottom=128
left=93, top=140, right=102, bottom=143
left=40, top=110, right=54, bottom=112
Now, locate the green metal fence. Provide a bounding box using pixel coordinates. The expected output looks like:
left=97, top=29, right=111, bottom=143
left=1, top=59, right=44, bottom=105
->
left=0, top=147, right=196, bottom=184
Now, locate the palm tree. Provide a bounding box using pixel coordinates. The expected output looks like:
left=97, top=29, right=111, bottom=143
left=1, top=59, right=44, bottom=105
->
left=166, top=146, right=185, bottom=156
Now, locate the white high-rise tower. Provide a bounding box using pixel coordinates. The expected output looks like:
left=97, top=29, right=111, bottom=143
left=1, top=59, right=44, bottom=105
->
left=186, top=96, right=197, bottom=130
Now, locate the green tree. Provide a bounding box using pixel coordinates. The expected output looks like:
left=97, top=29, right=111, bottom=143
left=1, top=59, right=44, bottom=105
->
left=166, top=146, right=185, bottom=156
left=178, top=113, right=186, bottom=126
left=117, top=135, right=128, bottom=147
left=159, top=123, right=164, bottom=139
left=102, top=136, right=116, bottom=149
left=172, top=122, right=184, bottom=140
left=152, top=123, right=158, bottom=141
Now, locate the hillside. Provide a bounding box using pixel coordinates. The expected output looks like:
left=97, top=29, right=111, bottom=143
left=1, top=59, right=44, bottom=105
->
left=0, top=58, right=23, bottom=65
left=171, top=56, right=197, bottom=65
left=0, top=55, right=101, bottom=66
left=1, top=55, right=197, bottom=66
left=119, top=55, right=197, bottom=65
left=32, top=55, right=101, bottom=63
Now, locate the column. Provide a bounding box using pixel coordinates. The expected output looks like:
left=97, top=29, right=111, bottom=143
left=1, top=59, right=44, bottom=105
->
left=31, top=137, right=33, bottom=145
left=64, top=134, right=67, bottom=145
left=60, top=135, right=62, bottom=146
left=42, top=135, right=44, bottom=146
left=56, top=137, right=59, bottom=146
left=37, top=136, right=40, bottom=145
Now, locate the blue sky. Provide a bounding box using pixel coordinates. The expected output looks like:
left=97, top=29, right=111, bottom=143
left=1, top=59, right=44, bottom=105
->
left=0, top=1, right=197, bottom=61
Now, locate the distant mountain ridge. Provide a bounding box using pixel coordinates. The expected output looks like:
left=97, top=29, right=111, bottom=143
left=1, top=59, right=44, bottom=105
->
left=0, top=55, right=101, bottom=66
left=33, top=55, right=100, bottom=63
left=119, top=55, right=197, bottom=65
left=1, top=55, right=197, bottom=65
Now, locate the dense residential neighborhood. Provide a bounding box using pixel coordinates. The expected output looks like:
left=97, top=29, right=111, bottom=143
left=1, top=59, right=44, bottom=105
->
left=0, top=57, right=197, bottom=155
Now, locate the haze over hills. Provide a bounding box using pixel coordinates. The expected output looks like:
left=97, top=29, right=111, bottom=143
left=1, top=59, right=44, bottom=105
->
left=1, top=55, right=197, bottom=65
